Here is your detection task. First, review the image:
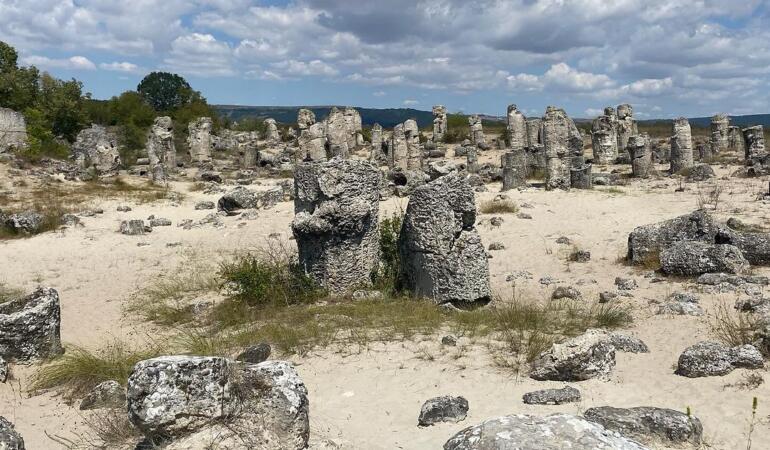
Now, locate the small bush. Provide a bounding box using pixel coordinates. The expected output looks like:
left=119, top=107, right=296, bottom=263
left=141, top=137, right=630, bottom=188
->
left=374, top=210, right=404, bottom=292
left=479, top=199, right=518, bottom=214
left=712, top=302, right=761, bottom=347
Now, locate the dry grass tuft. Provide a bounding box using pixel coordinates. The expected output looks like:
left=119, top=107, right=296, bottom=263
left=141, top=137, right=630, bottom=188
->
left=479, top=199, right=518, bottom=214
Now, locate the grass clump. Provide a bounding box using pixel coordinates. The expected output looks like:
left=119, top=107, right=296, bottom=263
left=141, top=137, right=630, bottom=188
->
left=0, top=283, right=23, bottom=303
left=711, top=302, right=761, bottom=348
left=30, top=341, right=163, bottom=400
left=479, top=199, right=518, bottom=214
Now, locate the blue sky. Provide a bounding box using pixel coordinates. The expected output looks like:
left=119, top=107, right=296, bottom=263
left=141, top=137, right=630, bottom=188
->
left=2, top=0, right=770, bottom=119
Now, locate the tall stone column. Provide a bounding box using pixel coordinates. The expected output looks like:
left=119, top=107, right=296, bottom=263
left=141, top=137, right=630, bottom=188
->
left=616, top=104, right=637, bottom=152
left=298, top=123, right=327, bottom=162
left=590, top=108, right=618, bottom=164
left=506, top=104, right=527, bottom=151
left=187, top=117, right=213, bottom=164
left=669, top=117, right=693, bottom=174
left=628, top=134, right=652, bottom=178
left=525, top=118, right=545, bottom=175
left=432, top=105, right=447, bottom=142
left=404, top=119, right=422, bottom=170
left=0, top=107, right=28, bottom=153
left=468, top=115, right=485, bottom=147
left=297, top=109, right=316, bottom=131
left=501, top=150, right=527, bottom=191
left=543, top=106, right=579, bottom=191
left=743, top=125, right=767, bottom=176
left=466, top=146, right=479, bottom=173
left=146, top=116, right=175, bottom=183
left=264, top=118, right=280, bottom=143
left=728, top=126, right=745, bottom=153
left=292, top=157, right=381, bottom=294
left=369, top=123, right=385, bottom=163
left=710, top=114, right=729, bottom=154
left=240, top=132, right=259, bottom=168
left=389, top=123, right=408, bottom=170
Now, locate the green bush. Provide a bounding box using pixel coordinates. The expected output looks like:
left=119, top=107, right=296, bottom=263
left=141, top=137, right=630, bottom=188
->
left=374, top=211, right=404, bottom=292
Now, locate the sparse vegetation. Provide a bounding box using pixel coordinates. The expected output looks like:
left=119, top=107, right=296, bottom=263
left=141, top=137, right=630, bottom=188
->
left=479, top=199, right=518, bottom=214
left=374, top=210, right=404, bottom=292
left=0, top=283, right=22, bottom=303
left=711, top=302, right=761, bottom=348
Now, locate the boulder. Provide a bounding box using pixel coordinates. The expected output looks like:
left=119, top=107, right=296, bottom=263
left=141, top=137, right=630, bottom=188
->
left=551, top=286, right=582, bottom=300
left=236, top=343, right=271, bottom=364
left=584, top=406, right=702, bottom=446
left=0, top=356, right=7, bottom=383
left=79, top=380, right=126, bottom=410
left=530, top=329, right=616, bottom=381
left=444, top=414, right=648, bottom=450
left=0, top=287, right=63, bottom=362
left=676, top=341, right=763, bottom=377
left=3, top=211, right=43, bottom=234
left=292, top=157, right=380, bottom=294
left=627, top=210, right=719, bottom=264
left=660, top=242, right=748, bottom=276
left=418, top=395, right=469, bottom=426
left=127, top=356, right=309, bottom=449
left=119, top=220, right=149, bottom=235
left=685, top=164, right=715, bottom=182
left=522, top=386, right=581, bottom=405
left=0, top=416, right=24, bottom=450
left=398, top=173, right=490, bottom=307
left=715, top=228, right=770, bottom=266
left=71, top=124, right=121, bottom=175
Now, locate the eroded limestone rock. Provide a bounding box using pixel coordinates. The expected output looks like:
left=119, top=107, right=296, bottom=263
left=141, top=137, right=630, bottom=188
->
left=72, top=124, right=121, bottom=175
left=187, top=117, right=213, bottom=164
left=0, top=108, right=27, bottom=153
left=0, top=287, right=63, bottom=362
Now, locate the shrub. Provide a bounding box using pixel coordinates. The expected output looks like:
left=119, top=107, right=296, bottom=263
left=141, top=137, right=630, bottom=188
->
left=479, top=199, right=518, bottom=214
left=374, top=210, right=404, bottom=292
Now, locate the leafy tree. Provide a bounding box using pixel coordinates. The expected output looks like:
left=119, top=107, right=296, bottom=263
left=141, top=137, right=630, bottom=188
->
left=0, top=41, right=39, bottom=112
left=36, top=73, right=88, bottom=142
left=137, top=71, right=201, bottom=111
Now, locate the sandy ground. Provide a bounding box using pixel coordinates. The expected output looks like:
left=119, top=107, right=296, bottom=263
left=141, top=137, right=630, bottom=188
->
left=1, top=150, right=770, bottom=449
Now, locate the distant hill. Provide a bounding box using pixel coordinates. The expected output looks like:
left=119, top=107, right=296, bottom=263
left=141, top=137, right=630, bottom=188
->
left=214, top=105, right=770, bottom=130
left=214, top=105, right=434, bottom=128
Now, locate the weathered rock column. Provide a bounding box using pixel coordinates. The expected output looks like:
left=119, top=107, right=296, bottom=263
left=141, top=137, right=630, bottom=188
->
left=146, top=116, right=176, bottom=184
left=628, top=134, right=652, bottom=178
left=398, top=173, right=490, bottom=307
left=669, top=117, right=694, bottom=174
left=542, top=106, right=579, bottom=190
left=570, top=164, right=592, bottom=189
left=298, top=123, right=327, bottom=162
left=616, top=104, right=637, bottom=152
left=743, top=125, right=767, bottom=175
left=432, top=105, right=447, bottom=142
left=507, top=104, right=527, bottom=151
left=0, top=107, right=27, bottom=153
left=72, top=124, right=122, bottom=175
left=728, top=126, right=745, bottom=153
left=297, top=109, right=316, bottom=131
left=468, top=115, right=485, bottom=147
left=466, top=147, right=479, bottom=173
left=501, top=150, right=527, bottom=191
left=187, top=117, right=213, bottom=164
left=292, top=157, right=380, bottom=294
left=325, top=107, right=349, bottom=158
left=239, top=132, right=259, bottom=168
left=264, top=118, right=280, bottom=143
left=525, top=118, right=545, bottom=175
left=369, top=123, right=385, bottom=163
left=343, top=107, right=363, bottom=150
left=591, top=108, right=618, bottom=164
left=710, top=114, right=729, bottom=154
left=404, top=119, right=422, bottom=170
left=389, top=123, right=408, bottom=170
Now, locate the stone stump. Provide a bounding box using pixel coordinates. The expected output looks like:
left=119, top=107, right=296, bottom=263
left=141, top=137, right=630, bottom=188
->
left=628, top=134, right=652, bottom=178
left=187, top=117, right=213, bottom=164
left=146, top=116, right=175, bottom=184
left=710, top=114, right=729, bottom=154
left=507, top=104, right=527, bottom=151
left=670, top=117, right=693, bottom=174
left=570, top=164, right=592, bottom=189
left=432, top=105, right=447, bottom=142
left=502, top=150, right=527, bottom=191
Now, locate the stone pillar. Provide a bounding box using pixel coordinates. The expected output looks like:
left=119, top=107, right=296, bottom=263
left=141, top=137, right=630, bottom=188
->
left=146, top=116, right=175, bottom=184
left=325, top=107, right=349, bottom=158
left=398, top=173, right=490, bottom=307
left=298, top=122, right=327, bottom=162
left=343, top=107, right=363, bottom=151
left=0, top=107, right=27, bottom=153
left=187, top=117, right=212, bottom=164
left=669, top=117, right=693, bottom=174
left=591, top=109, right=618, bottom=164
left=292, top=157, right=380, bottom=294
left=506, top=104, right=527, bottom=151
left=73, top=124, right=122, bottom=174
left=369, top=123, right=384, bottom=162
left=390, top=123, right=408, bottom=170
left=570, top=164, right=592, bottom=189
left=468, top=115, right=485, bottom=147
left=543, top=106, right=579, bottom=191
left=432, top=105, right=447, bottom=142
left=628, top=134, right=652, bottom=178
left=697, top=143, right=712, bottom=162
left=728, top=126, right=745, bottom=153
left=264, top=118, right=280, bottom=143
left=525, top=118, right=545, bottom=175
left=616, top=104, right=637, bottom=152
left=404, top=119, right=422, bottom=170
left=501, top=150, right=527, bottom=191
left=466, top=146, right=479, bottom=173
left=743, top=125, right=767, bottom=176
left=241, top=132, right=260, bottom=168
left=710, top=114, right=729, bottom=154
left=297, top=109, right=316, bottom=131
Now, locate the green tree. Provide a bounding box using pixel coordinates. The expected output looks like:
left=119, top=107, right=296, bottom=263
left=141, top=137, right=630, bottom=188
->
left=0, top=41, right=39, bottom=112
left=137, top=71, right=201, bottom=111
left=36, top=73, right=88, bottom=142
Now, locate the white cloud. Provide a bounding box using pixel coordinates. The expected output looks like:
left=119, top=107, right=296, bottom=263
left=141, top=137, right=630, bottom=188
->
left=543, top=63, right=615, bottom=92
left=403, top=99, right=419, bottom=106
left=163, top=33, right=235, bottom=77
left=99, top=61, right=143, bottom=73
left=21, top=55, right=96, bottom=70
left=270, top=59, right=338, bottom=77
left=373, top=91, right=386, bottom=97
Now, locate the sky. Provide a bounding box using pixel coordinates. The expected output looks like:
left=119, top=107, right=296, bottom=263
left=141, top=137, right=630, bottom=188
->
left=1, top=0, right=770, bottom=119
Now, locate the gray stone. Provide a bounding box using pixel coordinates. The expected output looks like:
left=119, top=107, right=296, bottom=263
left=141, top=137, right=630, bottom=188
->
left=669, top=118, right=693, bottom=174
left=717, top=226, right=770, bottom=266
left=506, top=104, right=527, bottom=151
left=0, top=287, right=63, bottom=362
left=501, top=150, right=527, bottom=191
left=616, top=104, right=638, bottom=153
left=418, top=395, right=469, bottom=426
left=0, top=108, right=27, bottom=153
left=570, top=163, right=592, bottom=189
left=551, top=286, right=582, bottom=300
left=608, top=333, right=649, bottom=353
left=149, top=218, right=172, bottom=227
left=660, top=242, right=748, bottom=276
left=487, top=241, right=505, bottom=251
left=628, top=134, right=652, bottom=178
left=427, top=160, right=457, bottom=181
left=444, top=413, right=648, bottom=450
left=530, top=329, right=616, bottom=381
left=3, top=211, right=43, bottom=234
left=128, top=356, right=309, bottom=449
left=369, top=123, right=385, bottom=163
left=522, top=386, right=581, bottom=405
left=543, top=106, right=581, bottom=191
left=743, top=125, right=767, bottom=175
left=398, top=173, right=490, bottom=307
left=146, top=116, right=175, bottom=184
left=293, top=158, right=380, bottom=294
left=468, top=115, right=485, bottom=147
left=72, top=124, right=121, bottom=175
left=599, top=291, right=618, bottom=303
left=433, top=105, right=447, bottom=143
left=710, top=114, right=729, bottom=154
left=195, top=201, right=215, bottom=210
left=627, top=210, right=719, bottom=264
left=264, top=118, right=280, bottom=143
left=236, top=343, right=271, bottom=364
left=297, top=109, right=316, bottom=130
left=0, top=356, right=7, bottom=383
left=389, top=123, right=408, bottom=170
left=584, top=406, right=702, bottom=446
left=80, top=380, right=126, bottom=410
left=657, top=292, right=704, bottom=316
left=615, top=277, right=638, bottom=290
left=591, top=110, right=618, bottom=164
left=686, top=164, right=715, bottom=182
left=298, top=122, right=327, bottom=162
left=676, top=341, right=763, bottom=377
left=188, top=118, right=213, bottom=163
left=119, top=220, right=148, bottom=235
left=441, top=335, right=458, bottom=346
left=0, top=416, right=24, bottom=450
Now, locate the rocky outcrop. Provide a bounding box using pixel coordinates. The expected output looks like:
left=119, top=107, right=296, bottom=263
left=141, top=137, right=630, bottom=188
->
left=444, top=414, right=648, bottom=450
left=72, top=124, right=121, bottom=175
left=0, top=416, right=25, bottom=450
left=418, top=396, right=469, bottom=426
left=146, top=116, right=175, bottom=184
left=298, top=122, right=327, bottom=162
left=389, top=123, right=408, bottom=170
left=743, top=125, right=767, bottom=175
left=0, top=287, right=63, bottom=362
left=292, top=158, right=380, bottom=294
left=398, top=173, right=490, bottom=307
left=404, top=119, right=422, bottom=170
left=127, top=356, right=309, bottom=449
left=584, top=406, right=703, bottom=446
left=676, top=341, right=763, bottom=377
left=297, top=109, right=315, bottom=131
left=187, top=117, right=213, bottom=163
left=627, top=210, right=719, bottom=264
left=716, top=228, right=770, bottom=265
left=432, top=105, right=447, bottom=142
left=660, top=242, right=748, bottom=276
left=616, top=104, right=638, bottom=153
left=0, top=108, right=27, bottom=153
left=669, top=117, right=693, bottom=174
left=264, top=118, right=280, bottom=143
left=530, top=329, right=616, bottom=381
left=369, top=123, right=385, bottom=163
